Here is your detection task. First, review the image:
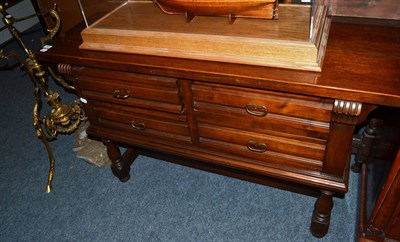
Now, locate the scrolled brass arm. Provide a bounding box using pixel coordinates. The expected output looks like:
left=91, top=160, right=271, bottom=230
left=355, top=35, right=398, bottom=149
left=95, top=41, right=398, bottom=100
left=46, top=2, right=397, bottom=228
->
left=40, top=8, right=61, bottom=46
left=1, top=3, right=87, bottom=193
left=47, top=66, right=76, bottom=92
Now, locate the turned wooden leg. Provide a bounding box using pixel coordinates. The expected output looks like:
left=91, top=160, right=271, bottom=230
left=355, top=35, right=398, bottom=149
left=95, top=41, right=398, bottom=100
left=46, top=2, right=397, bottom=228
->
left=310, top=190, right=334, bottom=238
left=351, top=118, right=383, bottom=173
left=103, top=140, right=138, bottom=182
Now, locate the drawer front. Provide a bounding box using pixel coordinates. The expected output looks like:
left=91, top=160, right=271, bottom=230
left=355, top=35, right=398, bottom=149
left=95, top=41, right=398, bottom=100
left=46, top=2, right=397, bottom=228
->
left=192, top=82, right=331, bottom=172
left=198, top=124, right=324, bottom=172
left=195, top=109, right=330, bottom=142
left=88, top=101, right=190, bottom=144
left=192, top=83, right=331, bottom=142
left=74, top=67, right=183, bottom=114
left=192, top=82, right=333, bottom=122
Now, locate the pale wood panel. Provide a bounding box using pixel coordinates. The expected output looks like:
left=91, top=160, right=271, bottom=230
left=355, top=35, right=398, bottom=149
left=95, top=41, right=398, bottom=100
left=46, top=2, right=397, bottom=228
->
left=92, top=1, right=311, bottom=41
left=80, top=1, right=329, bottom=71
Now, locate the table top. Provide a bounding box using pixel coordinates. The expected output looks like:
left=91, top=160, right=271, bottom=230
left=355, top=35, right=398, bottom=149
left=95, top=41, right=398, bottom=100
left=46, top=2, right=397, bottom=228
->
left=36, top=17, right=400, bottom=108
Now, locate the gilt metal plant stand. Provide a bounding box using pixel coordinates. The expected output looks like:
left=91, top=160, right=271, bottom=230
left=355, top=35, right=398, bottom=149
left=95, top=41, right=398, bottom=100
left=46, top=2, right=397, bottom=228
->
left=0, top=4, right=86, bottom=193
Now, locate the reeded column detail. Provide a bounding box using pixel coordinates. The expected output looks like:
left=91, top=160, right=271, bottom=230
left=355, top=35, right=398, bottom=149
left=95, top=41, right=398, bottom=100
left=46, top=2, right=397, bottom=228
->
left=332, top=99, right=363, bottom=124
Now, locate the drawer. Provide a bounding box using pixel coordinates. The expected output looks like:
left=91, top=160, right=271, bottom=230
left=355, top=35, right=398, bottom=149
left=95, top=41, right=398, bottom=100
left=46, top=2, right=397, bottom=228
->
left=198, top=124, right=326, bottom=162
left=198, top=124, right=324, bottom=172
left=199, top=139, right=323, bottom=172
left=195, top=106, right=330, bottom=142
left=192, top=82, right=333, bottom=122
left=88, top=101, right=191, bottom=144
left=192, top=82, right=331, bottom=142
left=74, top=67, right=183, bottom=114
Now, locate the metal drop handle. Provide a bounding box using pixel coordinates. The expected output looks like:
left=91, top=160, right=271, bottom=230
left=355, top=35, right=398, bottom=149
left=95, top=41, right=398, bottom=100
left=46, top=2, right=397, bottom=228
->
left=113, top=89, right=130, bottom=99
left=245, top=104, right=267, bottom=117
left=131, top=121, right=145, bottom=130
left=247, top=140, right=267, bottom=153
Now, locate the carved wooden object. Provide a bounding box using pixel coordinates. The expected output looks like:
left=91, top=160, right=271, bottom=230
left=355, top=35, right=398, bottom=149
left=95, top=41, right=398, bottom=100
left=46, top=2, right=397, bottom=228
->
left=153, top=0, right=278, bottom=22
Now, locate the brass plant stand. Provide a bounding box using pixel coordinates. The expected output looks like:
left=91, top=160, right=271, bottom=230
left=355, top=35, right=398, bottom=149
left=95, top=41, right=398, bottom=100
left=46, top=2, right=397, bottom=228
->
left=0, top=4, right=86, bottom=193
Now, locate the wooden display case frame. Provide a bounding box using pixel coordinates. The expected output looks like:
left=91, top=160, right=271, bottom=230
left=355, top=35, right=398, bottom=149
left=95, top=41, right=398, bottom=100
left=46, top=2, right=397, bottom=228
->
left=80, top=0, right=331, bottom=72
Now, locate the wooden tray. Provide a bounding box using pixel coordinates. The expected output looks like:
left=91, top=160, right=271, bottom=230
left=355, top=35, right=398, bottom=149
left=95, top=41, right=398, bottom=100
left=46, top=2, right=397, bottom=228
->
left=80, top=0, right=330, bottom=72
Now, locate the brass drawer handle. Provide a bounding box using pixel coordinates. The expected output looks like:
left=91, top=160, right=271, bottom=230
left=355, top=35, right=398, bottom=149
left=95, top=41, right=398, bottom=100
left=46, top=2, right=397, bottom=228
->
left=131, top=121, right=146, bottom=130
left=245, top=104, right=267, bottom=117
left=247, top=140, right=267, bottom=153
left=113, top=89, right=130, bottom=99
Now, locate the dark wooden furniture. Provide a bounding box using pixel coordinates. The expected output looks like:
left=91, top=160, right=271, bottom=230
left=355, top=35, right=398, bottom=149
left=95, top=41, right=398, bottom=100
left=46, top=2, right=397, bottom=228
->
left=356, top=110, right=400, bottom=242
left=31, top=0, right=126, bottom=37
left=31, top=0, right=83, bottom=37
left=36, top=17, right=400, bottom=238
left=359, top=148, right=400, bottom=242
left=351, top=104, right=400, bottom=241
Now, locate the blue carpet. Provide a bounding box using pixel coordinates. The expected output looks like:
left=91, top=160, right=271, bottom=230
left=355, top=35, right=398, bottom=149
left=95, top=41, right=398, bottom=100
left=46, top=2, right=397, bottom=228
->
left=0, top=24, right=359, bottom=242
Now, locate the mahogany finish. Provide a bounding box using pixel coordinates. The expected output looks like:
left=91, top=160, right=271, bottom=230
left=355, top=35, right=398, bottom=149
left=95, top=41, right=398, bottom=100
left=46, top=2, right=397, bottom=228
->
left=36, top=18, right=400, bottom=238
left=359, top=149, right=400, bottom=242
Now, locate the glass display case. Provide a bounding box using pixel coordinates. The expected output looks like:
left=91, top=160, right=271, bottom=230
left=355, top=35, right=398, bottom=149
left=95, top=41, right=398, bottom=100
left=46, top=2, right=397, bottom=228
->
left=77, top=0, right=330, bottom=71
left=330, top=0, right=400, bottom=20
